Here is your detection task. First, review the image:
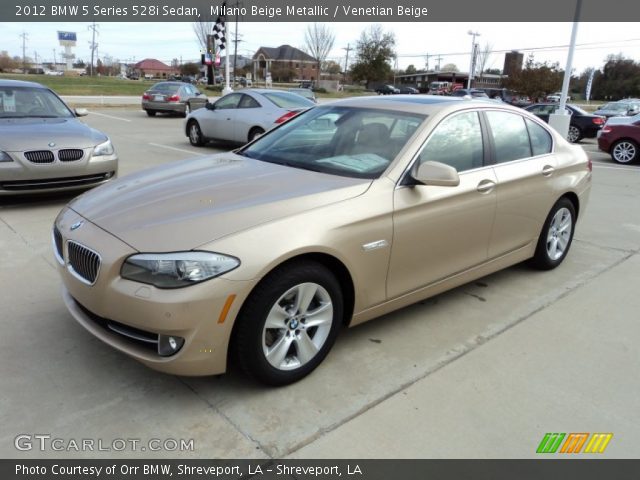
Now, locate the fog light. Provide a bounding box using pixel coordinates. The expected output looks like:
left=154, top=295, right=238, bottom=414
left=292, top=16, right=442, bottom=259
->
left=158, top=334, right=185, bottom=357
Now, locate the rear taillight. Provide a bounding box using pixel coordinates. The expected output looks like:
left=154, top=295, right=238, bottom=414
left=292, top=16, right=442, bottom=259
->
left=602, top=126, right=612, bottom=133
left=168, top=95, right=180, bottom=102
left=142, top=93, right=150, bottom=100
left=275, top=111, right=299, bottom=124
left=592, top=117, right=604, bottom=125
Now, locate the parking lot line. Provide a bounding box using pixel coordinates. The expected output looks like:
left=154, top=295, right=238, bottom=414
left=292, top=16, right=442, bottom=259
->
left=87, top=110, right=132, bottom=122
left=592, top=163, right=640, bottom=171
left=148, top=142, right=207, bottom=156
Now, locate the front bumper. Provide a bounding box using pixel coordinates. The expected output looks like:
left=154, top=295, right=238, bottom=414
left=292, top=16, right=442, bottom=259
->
left=0, top=149, right=117, bottom=195
left=54, top=207, right=254, bottom=376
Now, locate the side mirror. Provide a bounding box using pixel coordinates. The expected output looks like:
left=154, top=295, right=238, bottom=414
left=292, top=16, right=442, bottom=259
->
left=195, top=91, right=202, bottom=96
left=412, top=161, right=460, bottom=187
left=205, top=102, right=215, bottom=110
left=74, top=108, right=89, bottom=117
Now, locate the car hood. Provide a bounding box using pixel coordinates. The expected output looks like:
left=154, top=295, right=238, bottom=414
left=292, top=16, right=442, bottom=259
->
left=0, top=117, right=106, bottom=151
left=68, top=153, right=372, bottom=251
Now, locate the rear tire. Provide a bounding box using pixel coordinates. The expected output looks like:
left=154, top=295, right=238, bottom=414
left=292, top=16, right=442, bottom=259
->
left=567, top=125, right=582, bottom=143
left=188, top=121, right=204, bottom=146
left=146, top=110, right=156, bottom=117
left=530, top=197, right=576, bottom=270
left=611, top=139, right=638, bottom=164
left=248, top=127, right=265, bottom=143
left=233, top=261, right=343, bottom=386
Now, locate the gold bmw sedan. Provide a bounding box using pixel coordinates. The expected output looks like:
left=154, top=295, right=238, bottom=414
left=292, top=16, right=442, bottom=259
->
left=53, top=96, right=591, bottom=385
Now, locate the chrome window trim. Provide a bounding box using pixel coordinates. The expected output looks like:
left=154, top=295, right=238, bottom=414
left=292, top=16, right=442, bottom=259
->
left=51, top=228, right=64, bottom=265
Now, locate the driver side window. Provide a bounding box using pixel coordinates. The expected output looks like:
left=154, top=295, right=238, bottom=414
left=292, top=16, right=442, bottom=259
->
left=417, top=111, right=484, bottom=172
left=214, top=93, right=241, bottom=110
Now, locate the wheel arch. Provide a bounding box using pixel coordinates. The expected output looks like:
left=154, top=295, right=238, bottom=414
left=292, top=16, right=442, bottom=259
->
left=560, top=191, right=580, bottom=220
left=227, top=252, right=356, bottom=364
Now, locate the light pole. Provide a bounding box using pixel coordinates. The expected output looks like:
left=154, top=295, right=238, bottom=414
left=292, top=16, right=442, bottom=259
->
left=467, top=30, right=481, bottom=89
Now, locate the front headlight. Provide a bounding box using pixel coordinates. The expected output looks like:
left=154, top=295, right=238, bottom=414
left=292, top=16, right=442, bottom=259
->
left=121, top=251, right=240, bottom=288
left=0, top=151, right=13, bottom=162
left=93, top=139, right=114, bottom=157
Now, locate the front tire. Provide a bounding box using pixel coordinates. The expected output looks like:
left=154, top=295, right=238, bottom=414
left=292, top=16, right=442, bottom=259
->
left=611, top=139, right=638, bottom=164
left=530, top=198, right=576, bottom=270
left=182, top=103, right=191, bottom=118
left=234, top=261, right=343, bottom=386
left=188, top=120, right=204, bottom=146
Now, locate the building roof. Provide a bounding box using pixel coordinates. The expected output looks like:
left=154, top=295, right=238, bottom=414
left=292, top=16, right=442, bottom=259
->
left=133, top=58, right=173, bottom=71
left=253, top=45, right=316, bottom=63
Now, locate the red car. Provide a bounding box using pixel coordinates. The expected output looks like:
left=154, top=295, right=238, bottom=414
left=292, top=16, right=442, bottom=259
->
left=598, top=119, right=640, bottom=164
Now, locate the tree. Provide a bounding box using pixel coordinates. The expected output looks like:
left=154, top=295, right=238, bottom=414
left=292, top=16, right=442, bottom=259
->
left=475, top=43, right=493, bottom=81
left=591, top=54, right=640, bottom=100
left=192, top=16, right=217, bottom=53
left=323, top=60, right=342, bottom=75
left=304, top=23, right=335, bottom=78
left=441, top=63, right=459, bottom=72
left=350, top=25, right=396, bottom=88
left=504, top=56, right=563, bottom=102
left=181, top=62, right=200, bottom=76
left=405, top=64, right=417, bottom=75
left=484, top=68, right=501, bottom=75
left=0, top=51, right=18, bottom=72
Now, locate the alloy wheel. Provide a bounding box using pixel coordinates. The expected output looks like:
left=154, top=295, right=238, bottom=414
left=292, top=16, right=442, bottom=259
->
left=546, top=207, right=572, bottom=261
left=612, top=141, right=637, bottom=163
left=262, top=282, right=333, bottom=371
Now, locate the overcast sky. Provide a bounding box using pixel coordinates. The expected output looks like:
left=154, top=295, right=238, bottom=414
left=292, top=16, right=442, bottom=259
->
left=1, top=22, right=639, bottom=75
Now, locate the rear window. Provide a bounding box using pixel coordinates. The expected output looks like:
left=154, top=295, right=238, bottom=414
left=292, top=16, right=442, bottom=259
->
left=149, top=83, right=180, bottom=94
left=261, top=92, right=314, bottom=109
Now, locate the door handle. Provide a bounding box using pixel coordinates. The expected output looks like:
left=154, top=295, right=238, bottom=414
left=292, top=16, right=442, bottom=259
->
left=476, top=180, right=496, bottom=194
left=542, top=165, right=555, bottom=177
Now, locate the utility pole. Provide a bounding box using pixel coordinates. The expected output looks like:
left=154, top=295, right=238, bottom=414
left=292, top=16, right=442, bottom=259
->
left=435, top=54, right=442, bottom=71
left=467, top=30, right=481, bottom=89
left=20, top=32, right=28, bottom=74
left=88, top=22, right=98, bottom=76
left=231, top=0, right=243, bottom=85
left=34, top=51, right=39, bottom=71
left=342, top=44, right=351, bottom=83
left=53, top=49, right=57, bottom=71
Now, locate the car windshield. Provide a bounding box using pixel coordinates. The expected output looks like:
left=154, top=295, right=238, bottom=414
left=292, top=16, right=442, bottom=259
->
left=601, top=103, right=629, bottom=112
left=261, top=91, right=315, bottom=109
left=0, top=86, right=74, bottom=118
left=239, top=106, right=426, bottom=179
left=149, top=83, right=180, bottom=94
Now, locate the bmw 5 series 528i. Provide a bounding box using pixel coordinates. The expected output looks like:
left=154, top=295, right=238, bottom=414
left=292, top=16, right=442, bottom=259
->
left=53, top=96, right=591, bottom=385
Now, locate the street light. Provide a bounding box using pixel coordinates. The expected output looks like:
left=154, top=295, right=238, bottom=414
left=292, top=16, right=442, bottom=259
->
left=467, top=30, right=481, bottom=89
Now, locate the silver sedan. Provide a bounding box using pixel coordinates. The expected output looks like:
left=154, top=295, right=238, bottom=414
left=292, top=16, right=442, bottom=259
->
left=184, top=89, right=314, bottom=146
left=142, top=81, right=208, bottom=117
left=0, top=79, right=118, bottom=195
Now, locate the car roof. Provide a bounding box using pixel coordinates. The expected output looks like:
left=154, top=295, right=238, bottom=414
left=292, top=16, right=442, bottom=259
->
left=0, top=79, right=47, bottom=89
left=321, top=94, right=520, bottom=115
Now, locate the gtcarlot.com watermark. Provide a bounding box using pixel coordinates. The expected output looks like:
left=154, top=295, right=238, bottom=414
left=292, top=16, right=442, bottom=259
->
left=15, top=434, right=194, bottom=453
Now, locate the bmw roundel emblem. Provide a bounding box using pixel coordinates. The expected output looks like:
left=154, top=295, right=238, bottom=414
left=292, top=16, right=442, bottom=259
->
left=70, top=221, right=84, bottom=231
left=48, top=142, right=56, bottom=148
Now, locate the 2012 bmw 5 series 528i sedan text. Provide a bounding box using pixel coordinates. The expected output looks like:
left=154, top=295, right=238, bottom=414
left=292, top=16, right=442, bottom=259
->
left=53, top=95, right=591, bottom=385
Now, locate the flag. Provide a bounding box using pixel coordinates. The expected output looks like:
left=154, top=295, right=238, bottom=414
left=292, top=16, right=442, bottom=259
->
left=212, top=3, right=226, bottom=51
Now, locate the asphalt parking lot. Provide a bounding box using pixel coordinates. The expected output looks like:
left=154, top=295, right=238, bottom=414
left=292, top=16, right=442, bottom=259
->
left=1, top=108, right=639, bottom=459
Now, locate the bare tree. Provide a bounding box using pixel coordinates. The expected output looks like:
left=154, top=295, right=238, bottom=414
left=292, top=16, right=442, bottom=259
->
left=304, top=23, right=335, bottom=80
left=192, top=17, right=216, bottom=53
left=475, top=43, right=493, bottom=81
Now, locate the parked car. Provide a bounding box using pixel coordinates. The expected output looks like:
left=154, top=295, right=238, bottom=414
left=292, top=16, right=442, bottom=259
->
left=53, top=96, right=590, bottom=385
left=44, top=70, right=63, bottom=76
left=451, top=88, right=489, bottom=98
left=185, top=89, right=314, bottom=146
left=288, top=87, right=317, bottom=103
left=399, top=86, right=419, bottom=94
left=593, top=101, right=640, bottom=118
left=141, top=81, right=207, bottom=117
left=524, top=103, right=605, bottom=143
left=597, top=119, right=640, bottom=164
left=0, top=79, right=117, bottom=195
left=375, top=84, right=400, bottom=95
